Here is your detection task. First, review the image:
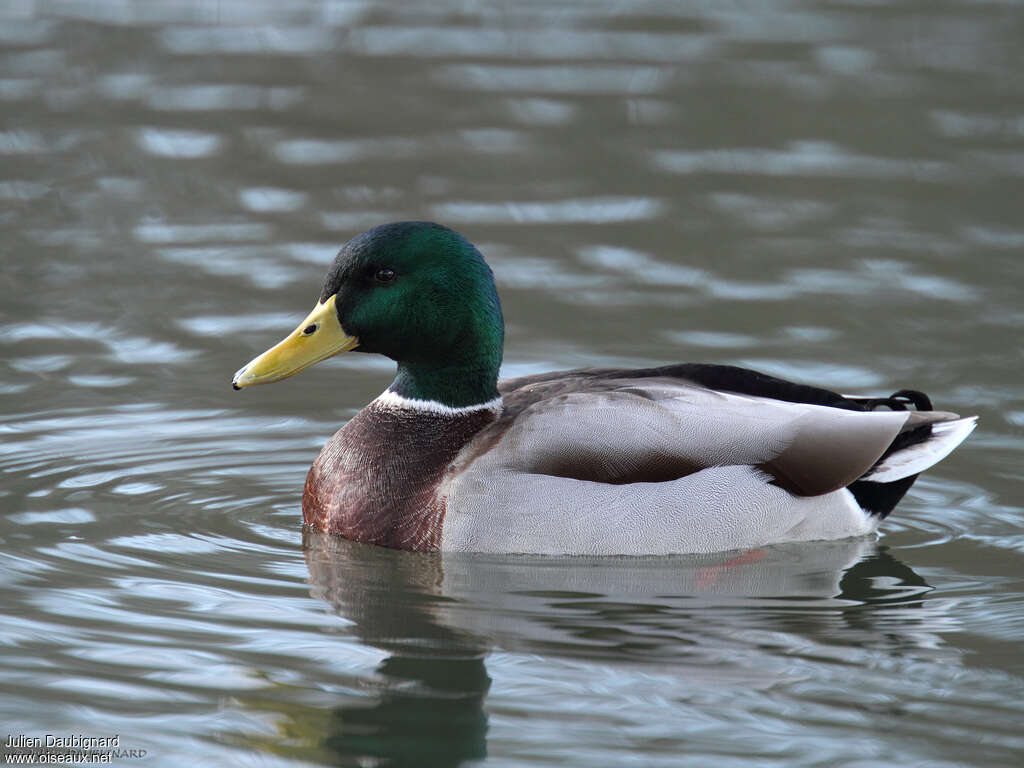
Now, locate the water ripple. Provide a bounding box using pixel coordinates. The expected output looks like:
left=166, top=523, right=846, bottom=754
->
left=436, top=64, right=675, bottom=94
left=134, top=221, right=272, bottom=244
left=654, top=141, right=950, bottom=181
left=238, top=186, right=309, bottom=213
left=136, top=127, right=224, bottom=158
left=347, top=27, right=713, bottom=62
left=159, top=25, right=336, bottom=54
left=145, top=84, right=306, bottom=112
left=432, top=196, right=666, bottom=224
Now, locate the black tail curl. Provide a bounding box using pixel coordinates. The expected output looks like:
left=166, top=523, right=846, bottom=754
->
left=847, top=389, right=933, bottom=413
left=846, top=389, right=935, bottom=519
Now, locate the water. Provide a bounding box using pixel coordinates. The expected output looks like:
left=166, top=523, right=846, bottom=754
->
left=1, top=2, right=1022, bottom=765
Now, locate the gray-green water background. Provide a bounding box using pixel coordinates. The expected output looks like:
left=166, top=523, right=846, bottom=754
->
left=1, top=2, right=1022, bottom=766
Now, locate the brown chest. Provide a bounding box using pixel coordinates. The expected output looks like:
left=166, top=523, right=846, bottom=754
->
left=302, top=402, right=498, bottom=551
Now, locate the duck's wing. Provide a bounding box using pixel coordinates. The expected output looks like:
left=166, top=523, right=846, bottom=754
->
left=476, top=365, right=964, bottom=497
left=440, top=366, right=971, bottom=554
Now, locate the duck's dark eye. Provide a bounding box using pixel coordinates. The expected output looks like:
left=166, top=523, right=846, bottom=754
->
left=302, top=324, right=318, bottom=335
left=374, top=268, right=396, bottom=284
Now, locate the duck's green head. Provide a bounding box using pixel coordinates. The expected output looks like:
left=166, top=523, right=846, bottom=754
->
left=232, top=222, right=504, bottom=407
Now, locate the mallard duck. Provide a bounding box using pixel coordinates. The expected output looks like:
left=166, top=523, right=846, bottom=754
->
left=233, top=222, right=976, bottom=555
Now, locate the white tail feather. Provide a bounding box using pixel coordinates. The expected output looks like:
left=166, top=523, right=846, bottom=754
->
left=861, top=416, right=977, bottom=483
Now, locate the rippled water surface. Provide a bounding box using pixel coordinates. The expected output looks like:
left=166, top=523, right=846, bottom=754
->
left=2, top=2, right=1023, bottom=766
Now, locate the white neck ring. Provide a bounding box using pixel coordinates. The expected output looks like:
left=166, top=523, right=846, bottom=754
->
left=373, top=389, right=503, bottom=416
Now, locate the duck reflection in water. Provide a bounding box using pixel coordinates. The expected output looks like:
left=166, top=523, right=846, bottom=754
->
left=303, top=530, right=491, bottom=767
left=295, top=530, right=946, bottom=766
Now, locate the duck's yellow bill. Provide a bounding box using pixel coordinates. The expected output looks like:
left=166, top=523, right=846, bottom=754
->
left=232, top=294, right=359, bottom=389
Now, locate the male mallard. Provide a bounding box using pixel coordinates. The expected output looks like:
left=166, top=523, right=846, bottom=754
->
left=233, top=222, right=975, bottom=555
